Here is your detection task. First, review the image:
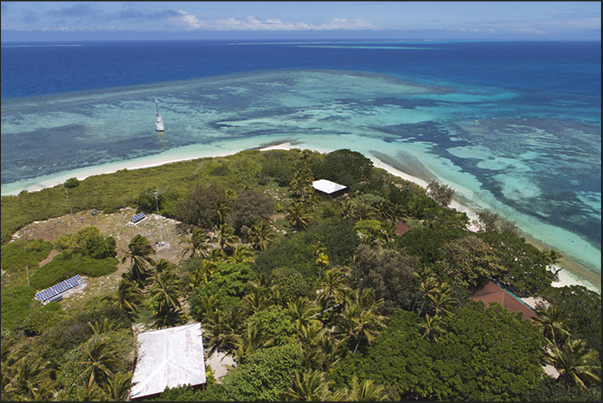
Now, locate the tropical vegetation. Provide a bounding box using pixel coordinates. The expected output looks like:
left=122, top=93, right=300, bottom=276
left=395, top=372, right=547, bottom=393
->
left=1, top=148, right=600, bottom=401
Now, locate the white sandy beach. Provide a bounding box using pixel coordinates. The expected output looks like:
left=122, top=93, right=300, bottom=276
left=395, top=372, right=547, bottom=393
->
left=2, top=140, right=599, bottom=293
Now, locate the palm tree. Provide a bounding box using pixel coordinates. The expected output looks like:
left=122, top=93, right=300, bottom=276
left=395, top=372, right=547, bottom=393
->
left=227, top=245, right=257, bottom=264
left=21, top=376, right=57, bottom=401
left=232, top=322, right=273, bottom=365
left=354, top=203, right=376, bottom=221
left=242, top=286, right=275, bottom=316
left=417, top=314, right=445, bottom=343
left=3, top=354, right=56, bottom=401
left=104, top=372, right=133, bottom=401
left=193, top=294, right=220, bottom=323
left=211, top=223, right=239, bottom=253
left=73, top=338, right=122, bottom=390
left=294, top=320, right=324, bottom=347
left=149, top=268, right=182, bottom=328
left=332, top=375, right=388, bottom=401
left=535, top=305, right=571, bottom=346
left=317, top=331, right=347, bottom=371
left=544, top=337, right=600, bottom=392
left=74, top=382, right=105, bottom=401
left=203, top=306, right=245, bottom=356
left=107, top=273, right=145, bottom=317
left=189, top=259, right=218, bottom=289
left=335, top=289, right=386, bottom=354
left=316, top=252, right=330, bottom=280
left=248, top=220, right=276, bottom=252
left=285, top=369, right=333, bottom=401
left=88, top=318, right=118, bottom=336
left=214, top=200, right=231, bottom=226
left=316, top=267, right=348, bottom=311
left=374, top=200, right=391, bottom=221
left=286, top=201, right=313, bottom=231
left=180, top=227, right=210, bottom=260
left=547, top=249, right=563, bottom=266
left=287, top=297, right=319, bottom=329
left=427, top=281, right=458, bottom=317
left=412, top=268, right=438, bottom=317
left=378, top=221, right=397, bottom=244
left=123, top=234, right=156, bottom=284
left=206, top=247, right=227, bottom=263
left=338, top=199, right=356, bottom=219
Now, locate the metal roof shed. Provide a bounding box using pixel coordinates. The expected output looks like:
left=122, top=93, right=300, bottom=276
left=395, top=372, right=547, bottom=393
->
left=130, top=323, right=206, bottom=400
left=312, top=179, right=347, bottom=195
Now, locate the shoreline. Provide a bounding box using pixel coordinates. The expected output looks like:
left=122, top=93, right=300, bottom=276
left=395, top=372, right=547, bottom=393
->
left=2, top=140, right=600, bottom=293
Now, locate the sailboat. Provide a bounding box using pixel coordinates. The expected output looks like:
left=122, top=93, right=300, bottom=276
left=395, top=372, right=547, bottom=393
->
left=154, top=99, right=165, bottom=132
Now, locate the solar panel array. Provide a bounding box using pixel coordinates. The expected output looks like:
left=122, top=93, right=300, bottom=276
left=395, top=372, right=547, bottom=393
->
left=35, top=275, right=82, bottom=303
left=131, top=212, right=146, bottom=223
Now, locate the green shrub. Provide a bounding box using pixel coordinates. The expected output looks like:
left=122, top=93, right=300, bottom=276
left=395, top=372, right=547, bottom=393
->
left=271, top=267, right=312, bottom=301
left=22, top=302, right=65, bottom=336
left=1, top=239, right=53, bottom=276
left=0, top=286, right=37, bottom=331
left=64, top=177, right=80, bottom=188
left=222, top=343, right=303, bottom=401
left=29, top=254, right=117, bottom=290
left=245, top=306, right=294, bottom=346
left=33, top=305, right=132, bottom=362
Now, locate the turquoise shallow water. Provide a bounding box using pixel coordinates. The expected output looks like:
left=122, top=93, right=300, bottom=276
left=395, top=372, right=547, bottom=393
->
left=1, top=68, right=600, bottom=285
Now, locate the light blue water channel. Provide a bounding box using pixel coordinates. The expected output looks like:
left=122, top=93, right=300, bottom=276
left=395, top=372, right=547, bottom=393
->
left=1, top=69, right=600, bottom=284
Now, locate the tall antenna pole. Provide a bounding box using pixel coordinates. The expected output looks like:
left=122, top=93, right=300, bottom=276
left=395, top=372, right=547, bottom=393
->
left=65, top=189, right=75, bottom=222
left=155, top=192, right=164, bottom=245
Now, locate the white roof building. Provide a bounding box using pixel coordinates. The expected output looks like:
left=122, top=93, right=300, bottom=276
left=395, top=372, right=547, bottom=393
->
left=312, top=179, right=347, bottom=195
left=130, top=323, right=206, bottom=400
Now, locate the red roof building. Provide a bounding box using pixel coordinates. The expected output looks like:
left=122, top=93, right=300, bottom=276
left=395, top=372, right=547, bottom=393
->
left=472, top=280, right=537, bottom=322
left=395, top=221, right=410, bottom=236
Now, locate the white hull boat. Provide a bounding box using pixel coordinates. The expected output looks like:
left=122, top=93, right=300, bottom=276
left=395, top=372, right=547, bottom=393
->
left=155, top=100, right=165, bottom=132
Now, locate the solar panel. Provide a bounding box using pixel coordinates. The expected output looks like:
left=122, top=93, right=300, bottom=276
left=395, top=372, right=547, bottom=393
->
left=131, top=212, right=146, bottom=223
left=35, top=275, right=82, bottom=303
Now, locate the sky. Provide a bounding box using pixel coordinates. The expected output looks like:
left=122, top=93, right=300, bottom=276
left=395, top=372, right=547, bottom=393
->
left=1, top=1, right=601, bottom=42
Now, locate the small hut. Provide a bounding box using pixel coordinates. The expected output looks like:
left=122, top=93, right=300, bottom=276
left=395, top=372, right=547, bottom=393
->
left=312, top=179, right=347, bottom=197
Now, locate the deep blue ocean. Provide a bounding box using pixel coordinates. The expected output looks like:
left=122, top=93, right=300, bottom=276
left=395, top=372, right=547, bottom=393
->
left=1, top=40, right=601, bottom=284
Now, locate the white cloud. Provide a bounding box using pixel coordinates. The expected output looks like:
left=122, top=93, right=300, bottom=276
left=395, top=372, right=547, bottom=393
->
left=175, top=9, right=203, bottom=30
left=511, top=28, right=547, bottom=35
left=169, top=11, right=378, bottom=31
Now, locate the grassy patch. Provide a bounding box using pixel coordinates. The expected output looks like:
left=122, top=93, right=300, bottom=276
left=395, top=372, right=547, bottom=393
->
left=29, top=254, right=118, bottom=290
left=1, top=285, right=38, bottom=331
left=1, top=239, right=53, bottom=290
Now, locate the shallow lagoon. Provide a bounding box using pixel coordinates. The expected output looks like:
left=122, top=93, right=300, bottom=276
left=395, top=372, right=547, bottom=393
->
left=1, top=69, right=600, bottom=287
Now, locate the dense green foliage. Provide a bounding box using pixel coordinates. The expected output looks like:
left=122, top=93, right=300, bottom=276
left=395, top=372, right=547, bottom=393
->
left=270, top=266, right=312, bottom=301
left=479, top=230, right=555, bottom=295
left=541, top=285, right=602, bottom=355
left=351, top=245, right=418, bottom=314
left=331, top=303, right=546, bottom=401
left=1, top=148, right=600, bottom=401
left=1, top=285, right=37, bottom=332
left=30, top=254, right=118, bottom=290
left=222, top=343, right=303, bottom=401
left=1, top=239, right=53, bottom=289
left=189, top=262, right=256, bottom=319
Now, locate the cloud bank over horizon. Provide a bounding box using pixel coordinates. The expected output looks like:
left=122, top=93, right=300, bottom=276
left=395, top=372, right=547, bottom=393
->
left=1, top=1, right=600, bottom=41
